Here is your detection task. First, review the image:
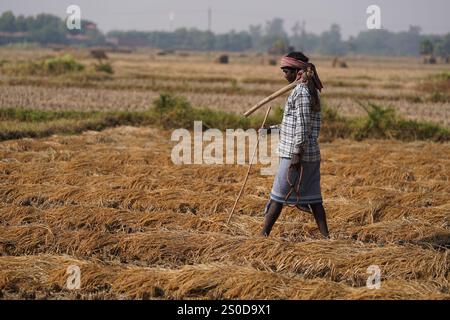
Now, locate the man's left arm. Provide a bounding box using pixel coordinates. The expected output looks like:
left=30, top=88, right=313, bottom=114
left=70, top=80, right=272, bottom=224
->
left=291, top=88, right=312, bottom=168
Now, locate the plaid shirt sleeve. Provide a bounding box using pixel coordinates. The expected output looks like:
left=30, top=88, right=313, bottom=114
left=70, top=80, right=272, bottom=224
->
left=292, top=88, right=312, bottom=155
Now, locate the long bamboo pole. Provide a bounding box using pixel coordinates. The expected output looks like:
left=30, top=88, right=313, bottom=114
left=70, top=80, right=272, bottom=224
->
left=227, top=80, right=299, bottom=224
left=227, top=104, right=273, bottom=225
left=243, top=80, right=300, bottom=117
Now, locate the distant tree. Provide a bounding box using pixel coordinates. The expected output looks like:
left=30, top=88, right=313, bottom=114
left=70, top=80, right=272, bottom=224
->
left=248, top=24, right=262, bottom=50
left=290, top=21, right=304, bottom=50
left=215, top=30, right=252, bottom=51
left=24, top=16, right=36, bottom=31
left=261, top=18, right=289, bottom=53
left=1, top=11, right=449, bottom=57
left=291, top=21, right=303, bottom=38
left=15, top=15, right=28, bottom=31
left=391, top=25, right=423, bottom=55
left=32, top=13, right=61, bottom=30
left=319, top=24, right=346, bottom=55
left=24, top=13, right=67, bottom=44
left=264, top=18, right=288, bottom=39
left=0, top=11, right=16, bottom=32
left=290, top=21, right=320, bottom=53
left=420, top=39, right=434, bottom=56
left=433, top=34, right=450, bottom=62
left=347, top=35, right=357, bottom=53
left=408, top=25, right=422, bottom=35
left=31, top=24, right=66, bottom=44
left=349, top=28, right=425, bottom=56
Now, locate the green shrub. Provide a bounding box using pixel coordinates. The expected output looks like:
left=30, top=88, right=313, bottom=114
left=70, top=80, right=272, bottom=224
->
left=154, top=92, right=191, bottom=113
left=322, top=105, right=340, bottom=122
left=0, top=107, right=97, bottom=122
left=354, top=101, right=397, bottom=139
left=395, top=119, right=449, bottom=141
left=42, top=55, right=84, bottom=74
left=0, top=55, right=84, bottom=75
left=94, top=62, right=114, bottom=74
left=353, top=101, right=449, bottom=141
left=152, top=93, right=195, bottom=128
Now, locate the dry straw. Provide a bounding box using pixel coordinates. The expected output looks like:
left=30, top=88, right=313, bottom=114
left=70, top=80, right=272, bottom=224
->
left=0, top=126, right=448, bottom=299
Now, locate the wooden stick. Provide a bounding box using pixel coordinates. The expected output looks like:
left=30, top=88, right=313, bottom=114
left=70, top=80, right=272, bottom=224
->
left=243, top=80, right=300, bottom=117
left=227, top=104, right=273, bottom=225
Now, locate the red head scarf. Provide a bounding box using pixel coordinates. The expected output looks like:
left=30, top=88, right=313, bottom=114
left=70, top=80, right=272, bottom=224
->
left=280, top=56, right=324, bottom=92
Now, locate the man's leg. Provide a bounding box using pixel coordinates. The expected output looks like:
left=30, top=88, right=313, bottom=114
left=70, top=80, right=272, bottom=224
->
left=261, top=200, right=283, bottom=237
left=310, top=203, right=329, bottom=238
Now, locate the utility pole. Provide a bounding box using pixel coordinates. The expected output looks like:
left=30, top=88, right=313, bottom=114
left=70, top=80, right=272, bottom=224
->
left=169, top=12, right=174, bottom=32
left=207, top=7, right=212, bottom=58
left=208, top=7, right=212, bottom=32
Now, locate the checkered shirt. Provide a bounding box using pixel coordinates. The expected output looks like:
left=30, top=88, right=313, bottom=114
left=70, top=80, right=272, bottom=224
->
left=272, top=83, right=321, bottom=161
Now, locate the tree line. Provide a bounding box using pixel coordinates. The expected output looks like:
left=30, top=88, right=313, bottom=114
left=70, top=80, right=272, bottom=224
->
left=0, top=11, right=449, bottom=58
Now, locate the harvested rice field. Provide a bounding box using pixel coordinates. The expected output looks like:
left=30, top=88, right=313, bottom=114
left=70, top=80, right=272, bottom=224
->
left=0, top=126, right=448, bottom=299
left=1, top=48, right=449, bottom=126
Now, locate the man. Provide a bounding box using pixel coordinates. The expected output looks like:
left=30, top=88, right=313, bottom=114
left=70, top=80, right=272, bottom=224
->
left=261, top=51, right=329, bottom=238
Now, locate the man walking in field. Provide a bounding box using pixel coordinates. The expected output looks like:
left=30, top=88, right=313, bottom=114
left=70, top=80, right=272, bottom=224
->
left=261, top=51, right=329, bottom=238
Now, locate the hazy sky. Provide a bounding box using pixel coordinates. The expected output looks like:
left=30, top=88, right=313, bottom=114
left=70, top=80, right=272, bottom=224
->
left=1, top=0, right=449, bottom=39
